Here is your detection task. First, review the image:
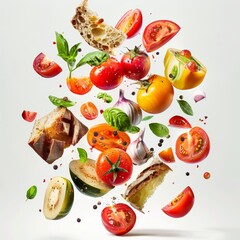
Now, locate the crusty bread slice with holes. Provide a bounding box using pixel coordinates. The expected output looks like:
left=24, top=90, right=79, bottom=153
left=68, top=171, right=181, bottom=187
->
left=71, top=0, right=126, bottom=54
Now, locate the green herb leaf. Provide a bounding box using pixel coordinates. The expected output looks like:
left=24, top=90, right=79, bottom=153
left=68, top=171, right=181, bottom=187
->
left=128, top=125, right=140, bottom=134
left=177, top=99, right=193, bottom=116
left=149, top=123, right=170, bottom=137
left=97, top=92, right=113, bottom=103
left=141, top=116, right=154, bottom=121
left=171, top=65, right=178, bottom=79
left=55, top=32, right=69, bottom=61
left=49, top=95, right=76, bottom=108
left=26, top=185, right=37, bottom=200
left=68, top=43, right=81, bottom=67
left=77, top=148, right=88, bottom=163
left=76, top=51, right=109, bottom=68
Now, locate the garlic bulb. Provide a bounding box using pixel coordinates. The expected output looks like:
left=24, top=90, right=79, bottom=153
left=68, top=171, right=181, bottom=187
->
left=127, top=128, right=153, bottom=165
left=113, top=89, right=142, bottom=125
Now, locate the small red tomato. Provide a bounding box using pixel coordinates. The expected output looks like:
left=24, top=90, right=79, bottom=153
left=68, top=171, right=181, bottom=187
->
left=96, top=148, right=133, bottom=186
left=90, top=57, right=124, bottom=90
left=186, top=61, right=198, bottom=72
left=180, top=49, right=192, bottom=59
left=101, top=203, right=136, bottom=235
left=121, top=46, right=151, bottom=80
left=162, top=186, right=195, bottom=218
left=33, top=53, right=62, bottom=78
left=80, top=102, right=98, bottom=120
left=115, top=9, right=143, bottom=38
left=158, top=147, right=175, bottom=163
left=66, top=77, right=93, bottom=95
left=22, top=110, right=37, bottom=122
left=169, top=115, right=192, bottom=128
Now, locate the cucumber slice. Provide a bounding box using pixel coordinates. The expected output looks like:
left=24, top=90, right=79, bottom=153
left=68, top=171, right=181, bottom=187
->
left=43, top=176, right=74, bottom=220
left=69, top=159, right=114, bottom=197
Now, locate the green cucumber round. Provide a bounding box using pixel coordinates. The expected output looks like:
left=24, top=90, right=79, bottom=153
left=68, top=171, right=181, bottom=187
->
left=43, top=176, right=74, bottom=220
left=69, top=159, right=113, bottom=197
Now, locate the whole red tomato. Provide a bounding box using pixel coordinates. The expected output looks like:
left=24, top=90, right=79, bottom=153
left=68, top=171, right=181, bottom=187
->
left=96, top=148, right=133, bottom=186
left=101, top=203, right=136, bottom=235
left=90, top=57, right=124, bottom=90
left=121, top=46, right=151, bottom=80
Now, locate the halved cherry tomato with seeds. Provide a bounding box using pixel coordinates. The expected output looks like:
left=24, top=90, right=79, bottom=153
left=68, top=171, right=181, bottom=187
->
left=115, top=9, right=143, bottom=38
left=66, top=77, right=93, bottom=95
left=87, top=123, right=131, bottom=152
left=175, top=127, right=210, bottom=163
left=169, top=115, right=192, bottom=128
left=162, top=186, right=194, bottom=218
left=158, top=147, right=175, bottom=163
left=80, top=102, right=98, bottom=120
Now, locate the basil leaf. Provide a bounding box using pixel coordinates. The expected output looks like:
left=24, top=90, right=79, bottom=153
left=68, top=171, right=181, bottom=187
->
left=68, top=43, right=81, bottom=67
left=177, top=99, right=193, bottom=116
left=55, top=32, right=69, bottom=60
left=128, top=125, right=140, bottom=134
left=149, top=123, right=169, bottom=137
left=97, top=92, right=113, bottom=103
left=77, top=148, right=88, bottom=163
left=26, top=185, right=37, bottom=200
left=103, top=108, right=137, bottom=132
left=49, top=95, right=76, bottom=108
left=76, top=51, right=109, bottom=68
left=141, top=116, right=153, bottom=121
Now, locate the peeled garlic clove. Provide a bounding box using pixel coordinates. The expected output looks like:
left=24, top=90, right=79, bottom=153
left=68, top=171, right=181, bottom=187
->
left=193, top=90, right=206, bottom=102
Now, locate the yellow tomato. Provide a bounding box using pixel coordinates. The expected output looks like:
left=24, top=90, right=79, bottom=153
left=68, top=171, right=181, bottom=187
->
left=137, top=75, right=174, bottom=114
left=164, top=48, right=207, bottom=90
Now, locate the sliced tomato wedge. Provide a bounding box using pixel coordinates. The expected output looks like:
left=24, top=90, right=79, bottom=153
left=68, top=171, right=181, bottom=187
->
left=66, top=77, right=93, bottom=95
left=169, top=115, right=192, bottom=128
left=87, top=123, right=131, bottom=152
left=33, top=53, right=62, bottom=78
left=158, top=147, right=175, bottom=163
left=22, top=110, right=37, bottom=122
left=142, top=20, right=180, bottom=52
left=80, top=102, right=98, bottom=120
left=162, top=186, right=194, bottom=218
left=115, top=9, right=143, bottom=38
left=175, top=127, right=210, bottom=163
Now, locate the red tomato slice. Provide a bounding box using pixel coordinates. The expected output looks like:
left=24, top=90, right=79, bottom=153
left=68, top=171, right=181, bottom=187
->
left=115, top=9, right=143, bottom=38
left=175, top=127, right=210, bottom=163
left=80, top=102, right=98, bottom=120
left=87, top=123, right=131, bottom=152
left=66, top=77, right=93, bottom=95
left=158, top=147, right=175, bottom=163
left=33, top=53, right=62, bottom=78
left=169, top=115, right=192, bottom=128
left=142, top=20, right=180, bottom=52
left=22, top=110, right=37, bottom=122
left=101, top=203, right=136, bottom=235
left=162, top=186, right=194, bottom=218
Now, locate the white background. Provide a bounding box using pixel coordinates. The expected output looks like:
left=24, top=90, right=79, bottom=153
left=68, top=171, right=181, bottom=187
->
left=1, top=0, right=240, bottom=239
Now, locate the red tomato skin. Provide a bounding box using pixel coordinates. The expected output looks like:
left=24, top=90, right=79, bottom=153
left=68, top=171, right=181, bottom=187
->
left=162, top=186, right=194, bottom=218
left=142, top=20, right=181, bottom=52
left=101, top=203, right=136, bottom=235
left=169, top=115, right=192, bottom=128
left=80, top=102, right=98, bottom=120
left=66, top=77, right=93, bottom=95
left=121, top=49, right=151, bottom=80
left=115, top=9, right=143, bottom=38
left=33, top=53, right=62, bottom=78
left=158, top=147, right=175, bottom=163
left=96, top=148, right=133, bottom=186
left=22, top=110, right=37, bottom=122
left=175, top=127, right=210, bottom=163
left=90, top=57, right=124, bottom=90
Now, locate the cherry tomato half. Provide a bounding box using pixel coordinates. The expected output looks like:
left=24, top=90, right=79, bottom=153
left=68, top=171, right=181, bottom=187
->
left=142, top=20, right=180, bottom=52
left=115, top=9, right=143, bottom=38
left=162, top=186, right=194, bottom=218
left=22, top=110, right=37, bottom=122
left=158, top=147, right=175, bottom=163
left=80, top=102, right=98, bottom=120
left=33, top=53, right=62, bottom=78
left=90, top=57, right=124, bottom=90
left=175, top=127, right=210, bottom=163
left=66, top=77, right=93, bottom=95
left=169, top=115, right=192, bottom=128
left=101, top=203, right=136, bottom=235
left=96, top=148, right=133, bottom=186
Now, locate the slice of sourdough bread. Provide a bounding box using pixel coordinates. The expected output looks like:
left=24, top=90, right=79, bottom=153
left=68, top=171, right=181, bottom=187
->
left=71, top=0, right=126, bottom=54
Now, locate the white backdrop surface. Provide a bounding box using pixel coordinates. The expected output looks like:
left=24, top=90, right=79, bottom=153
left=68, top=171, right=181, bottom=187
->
left=1, top=0, right=240, bottom=239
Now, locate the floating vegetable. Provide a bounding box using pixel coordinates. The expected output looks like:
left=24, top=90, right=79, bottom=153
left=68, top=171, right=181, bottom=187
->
left=149, top=123, right=170, bottom=138
left=177, top=99, right=193, bottom=116
left=49, top=95, right=76, bottom=108
left=97, top=92, right=113, bottom=103
left=26, top=185, right=37, bottom=200
left=193, top=90, right=206, bottom=102
left=113, top=89, right=142, bottom=125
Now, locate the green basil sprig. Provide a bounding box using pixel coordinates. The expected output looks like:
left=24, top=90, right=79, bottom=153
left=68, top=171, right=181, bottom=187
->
left=149, top=123, right=170, bottom=137
left=97, top=92, right=113, bottom=103
left=177, top=99, right=193, bottom=116
left=55, top=32, right=109, bottom=78
left=26, top=185, right=37, bottom=200
left=49, top=95, right=76, bottom=108
left=103, top=108, right=140, bottom=133
left=77, top=148, right=88, bottom=163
